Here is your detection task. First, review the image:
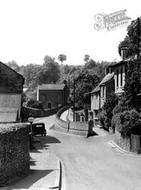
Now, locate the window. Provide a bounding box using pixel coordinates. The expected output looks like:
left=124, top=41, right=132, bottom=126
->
left=117, top=69, right=119, bottom=87
left=48, top=102, right=52, bottom=109
left=121, top=67, right=123, bottom=87
left=101, top=87, right=104, bottom=98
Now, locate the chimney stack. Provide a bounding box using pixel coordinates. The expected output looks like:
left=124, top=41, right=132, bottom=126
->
left=121, top=47, right=128, bottom=60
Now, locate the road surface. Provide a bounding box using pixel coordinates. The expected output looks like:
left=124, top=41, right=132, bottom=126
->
left=35, top=115, right=141, bottom=190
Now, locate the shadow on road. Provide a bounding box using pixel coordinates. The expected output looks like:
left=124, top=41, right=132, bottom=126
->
left=39, top=135, right=61, bottom=150
left=10, top=169, right=54, bottom=189
left=30, top=135, right=61, bottom=150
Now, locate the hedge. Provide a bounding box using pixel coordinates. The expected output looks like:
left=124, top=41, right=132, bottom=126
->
left=0, top=123, right=30, bottom=186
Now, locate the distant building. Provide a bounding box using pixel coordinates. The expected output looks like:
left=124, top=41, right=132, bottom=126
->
left=37, top=83, right=69, bottom=109
left=91, top=85, right=100, bottom=120
left=108, top=61, right=126, bottom=96
left=90, top=48, right=141, bottom=118
left=0, top=62, right=24, bottom=122
left=91, top=73, right=114, bottom=121
left=99, top=73, right=115, bottom=108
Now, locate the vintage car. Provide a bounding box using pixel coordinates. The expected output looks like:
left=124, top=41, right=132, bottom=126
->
left=32, top=123, right=46, bottom=136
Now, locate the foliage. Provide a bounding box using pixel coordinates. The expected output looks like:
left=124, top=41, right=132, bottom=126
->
left=118, top=17, right=141, bottom=58
left=58, top=54, right=67, bottom=64
left=20, top=64, right=41, bottom=90
left=121, top=61, right=141, bottom=111
left=84, top=54, right=90, bottom=63
left=115, top=110, right=141, bottom=137
left=26, top=99, right=44, bottom=109
left=6, top=55, right=113, bottom=104
left=86, top=61, right=109, bottom=81
left=84, top=54, right=97, bottom=70
left=71, top=70, right=99, bottom=109
left=98, top=109, right=106, bottom=128
left=102, top=93, right=118, bottom=130
left=39, top=56, right=60, bottom=84
left=113, top=103, right=129, bottom=115
left=84, top=59, right=97, bottom=69
left=111, top=113, right=121, bottom=133
left=6, top=60, right=20, bottom=72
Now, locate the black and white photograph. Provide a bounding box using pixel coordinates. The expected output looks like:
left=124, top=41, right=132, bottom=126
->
left=0, top=0, right=141, bottom=190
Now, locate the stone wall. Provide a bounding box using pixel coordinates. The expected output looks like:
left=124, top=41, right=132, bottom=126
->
left=21, top=106, right=61, bottom=121
left=114, top=130, right=130, bottom=151
left=115, top=131, right=141, bottom=153
left=0, top=123, right=29, bottom=186
left=55, top=106, right=88, bottom=136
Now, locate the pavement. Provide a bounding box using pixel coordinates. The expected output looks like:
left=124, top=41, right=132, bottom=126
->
left=51, top=131, right=141, bottom=190
left=60, top=110, right=68, bottom=121
left=0, top=115, right=61, bottom=190
left=6, top=142, right=60, bottom=190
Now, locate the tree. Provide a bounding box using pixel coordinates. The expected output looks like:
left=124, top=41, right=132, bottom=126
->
left=102, top=93, right=118, bottom=130
left=71, top=71, right=99, bottom=109
left=118, top=17, right=141, bottom=58
left=84, top=59, right=97, bottom=69
left=21, top=64, right=41, bottom=90
left=118, top=17, right=141, bottom=111
left=58, top=54, right=67, bottom=64
left=39, top=55, right=60, bottom=84
left=7, top=60, right=20, bottom=72
left=84, top=54, right=90, bottom=63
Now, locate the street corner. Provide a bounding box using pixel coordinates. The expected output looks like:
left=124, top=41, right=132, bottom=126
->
left=107, top=140, right=141, bottom=157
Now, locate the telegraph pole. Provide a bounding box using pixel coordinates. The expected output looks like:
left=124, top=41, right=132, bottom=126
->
left=137, top=17, right=140, bottom=59
left=137, top=17, right=141, bottom=71
left=73, top=79, right=75, bottom=122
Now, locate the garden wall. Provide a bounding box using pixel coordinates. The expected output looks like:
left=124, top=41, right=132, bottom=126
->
left=55, top=106, right=88, bottom=136
left=115, top=130, right=141, bottom=153
left=114, top=131, right=130, bottom=152
left=0, top=123, right=29, bottom=186
left=21, top=106, right=61, bottom=121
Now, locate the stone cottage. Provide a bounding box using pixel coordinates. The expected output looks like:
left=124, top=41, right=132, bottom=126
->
left=0, top=62, right=24, bottom=122
left=99, top=72, right=115, bottom=108
left=91, top=72, right=114, bottom=119
left=91, top=48, right=141, bottom=117
left=37, top=83, right=69, bottom=109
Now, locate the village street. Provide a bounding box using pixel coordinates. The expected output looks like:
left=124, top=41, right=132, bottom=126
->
left=48, top=130, right=141, bottom=190
left=7, top=115, right=141, bottom=190
left=35, top=115, right=141, bottom=190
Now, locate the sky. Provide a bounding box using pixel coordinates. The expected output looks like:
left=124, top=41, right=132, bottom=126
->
left=0, top=0, right=140, bottom=66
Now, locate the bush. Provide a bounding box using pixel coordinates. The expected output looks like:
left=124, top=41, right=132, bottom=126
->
left=113, top=104, right=129, bottom=115
left=111, top=113, right=121, bottom=133
left=115, top=110, right=141, bottom=137
left=98, top=109, right=106, bottom=128
left=101, top=93, right=118, bottom=130
left=26, top=99, right=43, bottom=109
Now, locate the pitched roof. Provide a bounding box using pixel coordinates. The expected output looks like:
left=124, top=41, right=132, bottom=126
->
left=91, top=85, right=100, bottom=94
left=99, top=73, right=114, bottom=86
left=38, top=84, right=65, bottom=90
left=0, top=61, right=24, bottom=80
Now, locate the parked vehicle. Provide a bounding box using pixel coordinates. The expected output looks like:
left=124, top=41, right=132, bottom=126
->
left=32, top=123, right=46, bottom=136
